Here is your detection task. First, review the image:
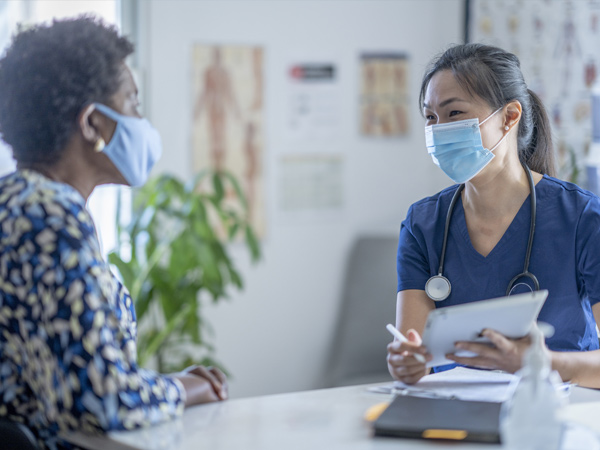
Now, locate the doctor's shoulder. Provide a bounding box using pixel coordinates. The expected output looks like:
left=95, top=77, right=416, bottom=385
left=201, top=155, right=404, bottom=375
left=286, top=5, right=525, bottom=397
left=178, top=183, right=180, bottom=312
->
left=539, top=175, right=600, bottom=212
left=404, top=184, right=461, bottom=223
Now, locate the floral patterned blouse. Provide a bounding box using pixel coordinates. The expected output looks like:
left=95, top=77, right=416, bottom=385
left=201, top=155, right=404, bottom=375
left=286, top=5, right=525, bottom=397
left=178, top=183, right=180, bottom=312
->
left=0, top=170, right=185, bottom=450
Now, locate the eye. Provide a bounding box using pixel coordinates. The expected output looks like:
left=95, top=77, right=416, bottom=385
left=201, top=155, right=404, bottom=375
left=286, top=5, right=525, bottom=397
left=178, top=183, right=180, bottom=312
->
left=425, top=114, right=436, bottom=121
left=449, top=110, right=463, bottom=117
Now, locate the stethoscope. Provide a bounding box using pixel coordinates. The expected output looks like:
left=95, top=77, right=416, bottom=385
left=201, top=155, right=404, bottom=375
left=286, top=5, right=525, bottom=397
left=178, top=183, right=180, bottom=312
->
left=424, top=163, right=540, bottom=301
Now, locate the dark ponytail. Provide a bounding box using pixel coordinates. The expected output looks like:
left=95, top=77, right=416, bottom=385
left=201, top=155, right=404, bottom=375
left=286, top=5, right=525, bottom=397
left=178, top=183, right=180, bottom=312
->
left=419, top=44, right=556, bottom=177
left=524, top=89, right=555, bottom=176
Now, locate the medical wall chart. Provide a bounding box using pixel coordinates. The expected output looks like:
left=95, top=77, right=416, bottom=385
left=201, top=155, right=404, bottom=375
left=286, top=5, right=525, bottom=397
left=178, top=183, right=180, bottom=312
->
left=285, top=63, right=341, bottom=142
left=468, top=0, right=600, bottom=183
left=278, top=60, right=345, bottom=218
left=359, top=52, right=410, bottom=137
left=278, top=155, right=344, bottom=218
left=191, top=44, right=266, bottom=237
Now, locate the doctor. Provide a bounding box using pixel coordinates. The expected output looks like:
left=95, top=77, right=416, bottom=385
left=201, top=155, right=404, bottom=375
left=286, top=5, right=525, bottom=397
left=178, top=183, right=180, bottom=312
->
left=387, top=43, right=600, bottom=387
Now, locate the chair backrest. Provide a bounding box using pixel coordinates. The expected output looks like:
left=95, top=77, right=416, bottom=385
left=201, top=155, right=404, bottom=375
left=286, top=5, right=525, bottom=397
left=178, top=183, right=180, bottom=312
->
left=0, top=419, right=39, bottom=450
left=323, top=235, right=398, bottom=387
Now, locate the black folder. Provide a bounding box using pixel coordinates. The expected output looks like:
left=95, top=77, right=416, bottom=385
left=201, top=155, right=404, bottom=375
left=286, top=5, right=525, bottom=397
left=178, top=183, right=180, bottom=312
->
left=373, top=395, right=502, bottom=443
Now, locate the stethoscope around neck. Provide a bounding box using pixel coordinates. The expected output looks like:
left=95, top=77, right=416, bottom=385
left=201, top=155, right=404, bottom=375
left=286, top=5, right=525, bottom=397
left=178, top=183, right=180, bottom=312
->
left=424, top=163, right=540, bottom=301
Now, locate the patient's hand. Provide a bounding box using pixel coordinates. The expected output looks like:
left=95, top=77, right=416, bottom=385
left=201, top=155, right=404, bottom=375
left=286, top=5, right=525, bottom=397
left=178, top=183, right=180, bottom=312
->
left=387, top=329, right=432, bottom=385
left=445, top=328, right=534, bottom=373
left=174, top=365, right=228, bottom=406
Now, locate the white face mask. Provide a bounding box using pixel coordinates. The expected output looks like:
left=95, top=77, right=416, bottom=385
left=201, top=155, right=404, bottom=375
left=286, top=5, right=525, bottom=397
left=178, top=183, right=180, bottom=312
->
left=425, top=108, right=510, bottom=184
left=94, top=103, right=163, bottom=187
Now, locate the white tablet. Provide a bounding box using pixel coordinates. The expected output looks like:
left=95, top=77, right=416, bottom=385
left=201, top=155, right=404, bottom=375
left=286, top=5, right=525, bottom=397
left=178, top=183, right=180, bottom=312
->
left=422, top=290, right=549, bottom=368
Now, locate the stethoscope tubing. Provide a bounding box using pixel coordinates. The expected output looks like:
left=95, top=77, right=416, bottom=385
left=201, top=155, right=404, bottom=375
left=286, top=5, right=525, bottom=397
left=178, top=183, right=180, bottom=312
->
left=438, top=183, right=464, bottom=276
left=506, top=162, right=539, bottom=295
left=426, top=163, right=539, bottom=301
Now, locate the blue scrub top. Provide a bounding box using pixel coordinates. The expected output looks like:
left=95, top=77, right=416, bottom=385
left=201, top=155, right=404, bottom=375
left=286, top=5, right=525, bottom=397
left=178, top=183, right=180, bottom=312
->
left=397, top=175, right=600, bottom=368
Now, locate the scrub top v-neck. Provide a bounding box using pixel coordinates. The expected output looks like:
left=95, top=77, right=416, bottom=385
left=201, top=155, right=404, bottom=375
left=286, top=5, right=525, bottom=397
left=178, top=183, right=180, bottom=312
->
left=397, top=175, right=600, bottom=355
left=454, top=190, right=531, bottom=263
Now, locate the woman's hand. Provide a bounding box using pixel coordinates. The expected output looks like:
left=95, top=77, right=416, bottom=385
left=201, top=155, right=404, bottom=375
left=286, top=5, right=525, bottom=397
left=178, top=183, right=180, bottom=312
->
left=173, top=365, right=228, bottom=407
left=387, top=329, right=432, bottom=384
left=446, top=328, right=535, bottom=373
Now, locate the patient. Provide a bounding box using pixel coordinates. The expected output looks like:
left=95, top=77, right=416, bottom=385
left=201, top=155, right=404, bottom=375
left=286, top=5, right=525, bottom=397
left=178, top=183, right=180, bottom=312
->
left=0, top=16, right=226, bottom=449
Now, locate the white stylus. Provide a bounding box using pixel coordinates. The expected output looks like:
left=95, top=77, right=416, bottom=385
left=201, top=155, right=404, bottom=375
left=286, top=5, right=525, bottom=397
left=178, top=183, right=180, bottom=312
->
left=386, top=323, right=427, bottom=364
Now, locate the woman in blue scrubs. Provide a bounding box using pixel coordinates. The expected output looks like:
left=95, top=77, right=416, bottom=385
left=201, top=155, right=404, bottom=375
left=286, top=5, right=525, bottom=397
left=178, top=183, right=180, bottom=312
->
left=387, top=43, right=600, bottom=387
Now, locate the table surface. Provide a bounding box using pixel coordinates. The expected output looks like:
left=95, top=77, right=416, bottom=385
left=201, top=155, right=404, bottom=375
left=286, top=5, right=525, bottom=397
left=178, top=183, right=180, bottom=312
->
left=64, top=380, right=600, bottom=450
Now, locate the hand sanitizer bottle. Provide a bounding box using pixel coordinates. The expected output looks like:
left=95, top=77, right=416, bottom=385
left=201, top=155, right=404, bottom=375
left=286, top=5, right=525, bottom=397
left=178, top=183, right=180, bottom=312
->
left=500, top=323, right=565, bottom=450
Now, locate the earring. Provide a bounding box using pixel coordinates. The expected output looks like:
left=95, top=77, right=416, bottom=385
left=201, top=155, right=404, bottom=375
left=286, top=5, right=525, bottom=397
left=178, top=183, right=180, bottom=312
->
left=94, top=138, right=106, bottom=152
left=505, top=125, right=509, bottom=131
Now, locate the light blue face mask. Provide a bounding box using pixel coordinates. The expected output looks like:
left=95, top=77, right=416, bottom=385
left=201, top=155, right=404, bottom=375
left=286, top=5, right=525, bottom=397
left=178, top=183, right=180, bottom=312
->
left=425, top=108, right=509, bottom=184
left=94, top=103, right=163, bottom=187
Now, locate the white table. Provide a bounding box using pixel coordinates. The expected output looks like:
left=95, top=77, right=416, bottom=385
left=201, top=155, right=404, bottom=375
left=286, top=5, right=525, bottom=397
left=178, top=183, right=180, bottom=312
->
left=64, top=381, right=600, bottom=450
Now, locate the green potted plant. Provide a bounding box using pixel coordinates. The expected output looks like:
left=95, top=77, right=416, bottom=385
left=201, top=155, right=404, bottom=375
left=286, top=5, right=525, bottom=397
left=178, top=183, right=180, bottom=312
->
left=108, top=170, right=260, bottom=373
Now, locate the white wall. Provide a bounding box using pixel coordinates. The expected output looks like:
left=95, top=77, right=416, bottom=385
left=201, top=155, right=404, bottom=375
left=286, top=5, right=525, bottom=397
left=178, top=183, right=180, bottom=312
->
left=143, top=0, right=463, bottom=398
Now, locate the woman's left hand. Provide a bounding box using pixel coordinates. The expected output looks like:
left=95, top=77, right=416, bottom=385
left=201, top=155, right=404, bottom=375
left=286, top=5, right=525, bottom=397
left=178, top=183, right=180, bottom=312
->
left=183, top=365, right=228, bottom=400
left=446, top=328, right=534, bottom=373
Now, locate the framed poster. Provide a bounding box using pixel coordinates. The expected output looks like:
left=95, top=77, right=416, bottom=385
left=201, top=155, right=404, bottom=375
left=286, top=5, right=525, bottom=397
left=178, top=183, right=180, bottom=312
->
left=467, top=0, right=600, bottom=184
left=359, top=52, right=410, bottom=137
left=191, top=45, right=265, bottom=237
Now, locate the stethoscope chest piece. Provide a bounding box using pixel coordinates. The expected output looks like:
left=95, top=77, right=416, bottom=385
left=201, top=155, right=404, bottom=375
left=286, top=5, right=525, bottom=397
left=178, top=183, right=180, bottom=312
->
left=425, top=274, right=451, bottom=301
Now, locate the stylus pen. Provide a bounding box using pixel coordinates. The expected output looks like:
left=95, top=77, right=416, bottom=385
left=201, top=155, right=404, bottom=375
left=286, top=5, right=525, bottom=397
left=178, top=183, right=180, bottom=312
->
left=386, top=324, right=427, bottom=364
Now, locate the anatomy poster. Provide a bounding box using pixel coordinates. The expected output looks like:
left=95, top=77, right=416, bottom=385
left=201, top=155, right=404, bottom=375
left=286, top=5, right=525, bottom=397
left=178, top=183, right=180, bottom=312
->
left=468, top=0, right=600, bottom=183
left=191, top=45, right=265, bottom=237
left=360, top=52, right=410, bottom=137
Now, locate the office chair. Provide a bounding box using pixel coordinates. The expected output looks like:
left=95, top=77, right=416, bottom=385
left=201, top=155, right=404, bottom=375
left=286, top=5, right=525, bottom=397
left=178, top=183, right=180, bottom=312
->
left=0, top=419, right=39, bottom=450
left=323, top=235, right=398, bottom=387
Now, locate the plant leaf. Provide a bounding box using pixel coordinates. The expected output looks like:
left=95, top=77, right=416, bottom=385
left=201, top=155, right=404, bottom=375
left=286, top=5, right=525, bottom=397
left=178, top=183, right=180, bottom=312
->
left=222, top=170, right=248, bottom=211
left=108, top=252, right=136, bottom=288
left=245, top=225, right=261, bottom=261
left=115, top=172, right=261, bottom=377
left=138, top=303, right=192, bottom=368
left=212, top=172, right=225, bottom=201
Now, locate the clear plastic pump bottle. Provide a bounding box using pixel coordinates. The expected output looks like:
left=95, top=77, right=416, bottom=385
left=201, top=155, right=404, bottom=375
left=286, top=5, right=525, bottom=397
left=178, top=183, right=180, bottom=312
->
left=500, top=323, right=565, bottom=450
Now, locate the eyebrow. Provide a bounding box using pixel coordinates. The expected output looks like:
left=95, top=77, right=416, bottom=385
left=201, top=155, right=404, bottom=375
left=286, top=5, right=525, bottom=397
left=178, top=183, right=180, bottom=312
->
left=423, top=97, right=469, bottom=109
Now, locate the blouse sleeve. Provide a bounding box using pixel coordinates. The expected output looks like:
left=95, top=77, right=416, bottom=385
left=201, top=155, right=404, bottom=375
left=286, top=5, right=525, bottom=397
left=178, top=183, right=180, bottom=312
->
left=27, top=200, right=186, bottom=434
left=397, top=204, right=430, bottom=292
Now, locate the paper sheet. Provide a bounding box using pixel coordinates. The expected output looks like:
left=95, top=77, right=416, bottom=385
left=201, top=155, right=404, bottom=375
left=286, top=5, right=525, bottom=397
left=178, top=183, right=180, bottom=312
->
left=561, top=402, right=600, bottom=434
left=368, top=367, right=517, bottom=402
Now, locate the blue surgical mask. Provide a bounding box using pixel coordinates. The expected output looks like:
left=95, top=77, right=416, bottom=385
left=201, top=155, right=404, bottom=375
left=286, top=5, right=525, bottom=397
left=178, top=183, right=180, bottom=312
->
left=94, top=103, right=162, bottom=187
left=425, top=108, right=508, bottom=184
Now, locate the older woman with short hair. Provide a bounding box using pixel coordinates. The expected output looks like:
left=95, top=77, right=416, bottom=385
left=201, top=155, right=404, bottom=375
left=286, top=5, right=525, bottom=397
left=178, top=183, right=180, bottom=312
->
left=0, top=16, right=226, bottom=449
